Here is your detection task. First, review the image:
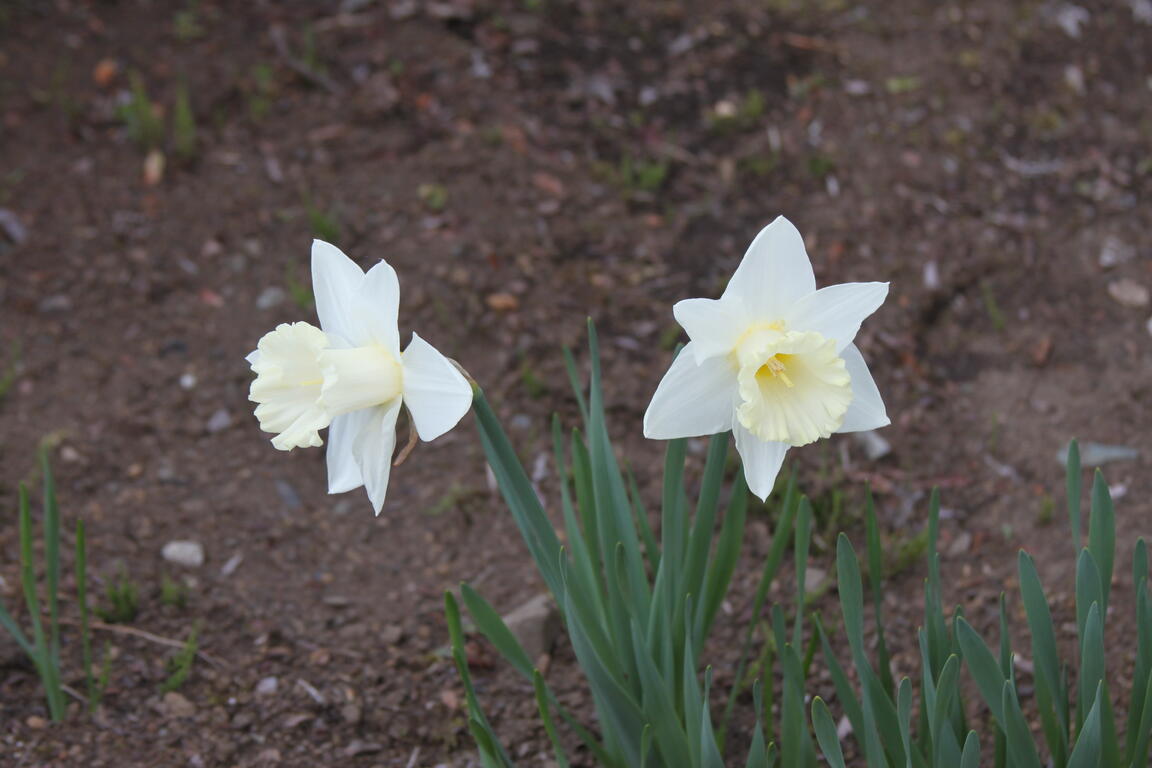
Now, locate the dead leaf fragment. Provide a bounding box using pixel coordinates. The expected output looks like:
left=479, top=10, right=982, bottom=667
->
left=93, top=58, right=119, bottom=87
left=143, top=149, right=165, bottom=186
left=532, top=172, right=565, bottom=197
left=485, top=292, right=519, bottom=312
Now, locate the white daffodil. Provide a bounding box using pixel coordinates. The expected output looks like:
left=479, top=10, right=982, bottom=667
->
left=247, top=240, right=473, bottom=514
left=644, top=216, right=890, bottom=501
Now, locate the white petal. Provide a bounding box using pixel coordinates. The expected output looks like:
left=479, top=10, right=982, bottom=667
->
left=311, top=240, right=365, bottom=344
left=733, top=423, right=789, bottom=501
left=836, top=344, right=890, bottom=433
left=326, top=410, right=371, bottom=493
left=401, top=333, right=473, bottom=441
left=643, top=343, right=738, bottom=439
left=786, top=282, right=889, bottom=351
left=673, top=297, right=745, bottom=363
left=721, top=216, right=816, bottom=319
left=352, top=399, right=402, bottom=515
left=245, top=349, right=261, bottom=365
left=355, top=260, right=402, bottom=358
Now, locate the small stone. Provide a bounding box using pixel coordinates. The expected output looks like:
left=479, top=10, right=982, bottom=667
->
left=162, top=691, right=197, bottom=718
left=1107, top=278, right=1149, bottom=308
left=254, top=748, right=282, bottom=764
left=804, top=567, right=827, bottom=593
left=501, top=593, right=561, bottom=660
left=0, top=208, right=28, bottom=244
left=38, top=294, right=73, bottom=313
left=179, top=372, right=197, bottom=390
left=381, top=624, right=404, bottom=645
left=947, top=531, right=973, bottom=556
left=25, top=715, right=47, bottom=729
left=256, top=286, right=286, bottom=310
left=162, top=540, right=205, bottom=568
left=344, top=740, right=383, bottom=757
left=206, top=409, right=233, bottom=433
left=220, top=553, right=243, bottom=577
left=255, top=676, right=279, bottom=696
left=853, top=430, right=892, bottom=461
left=341, top=703, right=362, bottom=725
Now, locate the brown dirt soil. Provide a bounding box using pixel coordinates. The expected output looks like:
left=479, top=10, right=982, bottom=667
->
left=1, top=0, right=1150, bottom=765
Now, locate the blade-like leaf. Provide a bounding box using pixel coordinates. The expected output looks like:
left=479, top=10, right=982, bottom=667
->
left=1088, top=470, right=1115, bottom=615
left=811, top=698, right=847, bottom=768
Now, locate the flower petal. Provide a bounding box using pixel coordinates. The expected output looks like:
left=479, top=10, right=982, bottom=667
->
left=733, top=423, right=789, bottom=501
left=721, top=216, right=816, bottom=319
left=326, top=410, right=371, bottom=493
left=643, top=343, right=738, bottom=439
left=355, top=260, right=402, bottom=358
left=352, top=399, right=402, bottom=515
left=401, top=333, right=473, bottom=441
left=785, top=281, right=889, bottom=351
left=311, top=240, right=365, bottom=344
left=836, top=344, right=890, bottom=433
left=673, top=297, right=745, bottom=363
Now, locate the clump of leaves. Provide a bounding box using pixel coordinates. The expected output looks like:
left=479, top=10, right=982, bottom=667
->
left=418, top=183, right=448, bottom=212
left=118, top=73, right=164, bottom=151
left=160, top=574, right=188, bottom=608
left=98, top=567, right=139, bottom=624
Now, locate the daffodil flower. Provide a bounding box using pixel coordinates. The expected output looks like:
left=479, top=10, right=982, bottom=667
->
left=644, top=216, right=890, bottom=500
left=247, top=241, right=473, bottom=514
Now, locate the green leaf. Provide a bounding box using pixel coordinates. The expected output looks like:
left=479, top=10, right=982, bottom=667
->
left=628, top=618, right=693, bottom=763
left=1018, top=551, right=1067, bottom=762
left=1075, top=549, right=1104, bottom=671
left=792, top=499, right=812, bottom=649
left=1088, top=470, right=1115, bottom=615
left=960, top=732, right=980, bottom=768
left=930, top=655, right=964, bottom=767
left=444, top=592, right=516, bottom=767
left=1068, top=682, right=1102, bottom=768
left=816, top=617, right=865, bottom=750
left=460, top=584, right=535, bottom=679
left=473, top=391, right=564, bottom=598
left=956, top=617, right=1005, bottom=724
left=700, top=469, right=748, bottom=640
left=1127, top=565, right=1151, bottom=763
left=530, top=674, right=571, bottom=768
left=811, top=697, right=847, bottom=768
left=722, top=477, right=799, bottom=735
left=866, top=490, right=896, bottom=698
left=745, top=682, right=769, bottom=768
left=699, top=668, right=725, bottom=768
left=1000, top=681, right=1043, bottom=768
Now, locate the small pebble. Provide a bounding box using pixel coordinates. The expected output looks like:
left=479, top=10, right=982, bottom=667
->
left=1107, top=278, right=1149, bottom=308
left=256, top=286, right=287, bottom=310
left=853, top=430, right=892, bottom=461
left=255, top=676, right=279, bottom=696
left=162, top=691, right=197, bottom=718
left=162, top=540, right=205, bottom=568
left=179, top=372, right=197, bottom=390
left=206, top=409, right=233, bottom=433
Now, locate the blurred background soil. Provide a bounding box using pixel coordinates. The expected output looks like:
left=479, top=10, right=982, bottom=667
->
left=1, top=0, right=1150, bottom=765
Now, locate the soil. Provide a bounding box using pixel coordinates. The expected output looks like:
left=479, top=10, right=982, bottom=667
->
left=1, top=0, right=1150, bottom=766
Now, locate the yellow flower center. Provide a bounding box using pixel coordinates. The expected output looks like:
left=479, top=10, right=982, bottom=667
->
left=731, top=325, right=851, bottom=447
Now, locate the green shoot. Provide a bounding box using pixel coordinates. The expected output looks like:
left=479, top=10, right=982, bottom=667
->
left=160, top=625, right=199, bottom=693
